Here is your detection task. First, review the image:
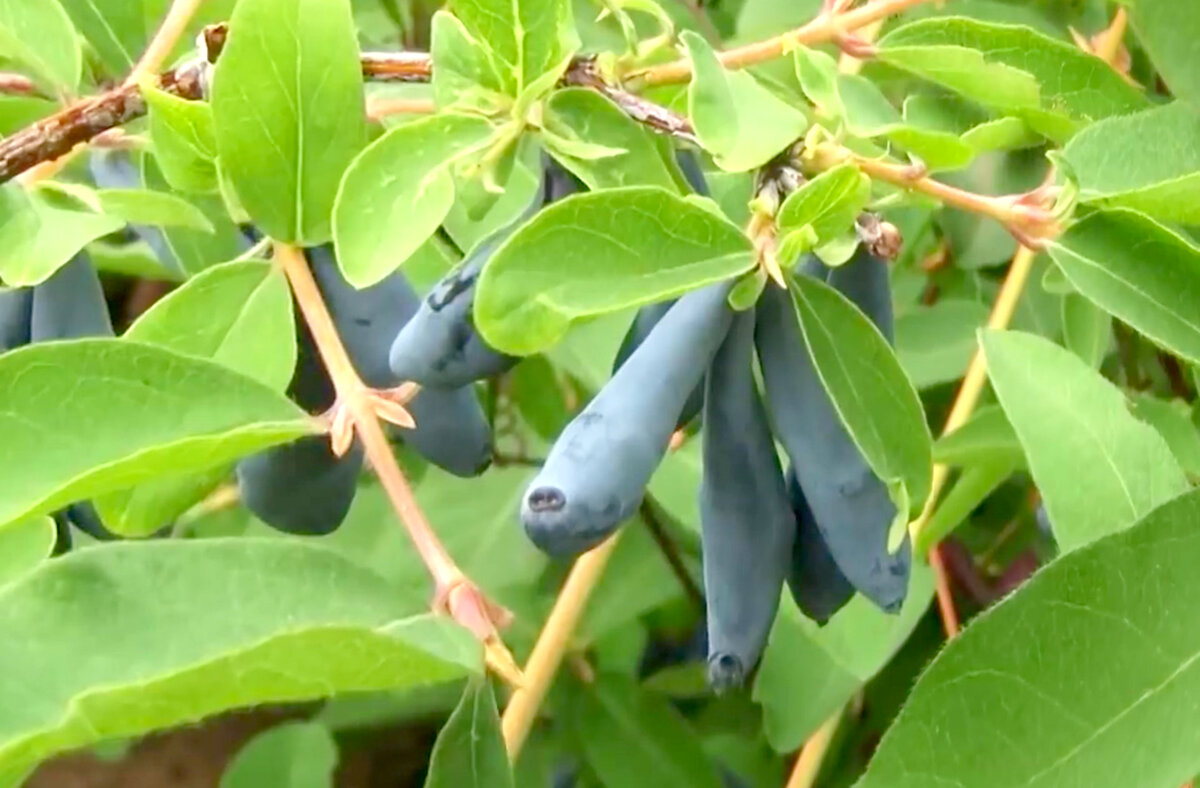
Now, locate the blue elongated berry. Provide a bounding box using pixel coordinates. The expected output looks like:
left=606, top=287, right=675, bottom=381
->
left=308, top=246, right=493, bottom=477
left=388, top=160, right=583, bottom=388
left=755, top=248, right=910, bottom=612
left=0, top=287, right=32, bottom=352
left=522, top=281, right=734, bottom=557
left=30, top=255, right=114, bottom=341
left=700, top=310, right=794, bottom=692
left=785, top=469, right=855, bottom=624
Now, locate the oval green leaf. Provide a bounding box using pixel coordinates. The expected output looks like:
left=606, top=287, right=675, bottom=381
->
left=425, top=679, right=513, bottom=788
left=982, top=329, right=1187, bottom=551
left=0, top=539, right=479, bottom=781
left=0, top=339, right=314, bottom=528
left=211, top=0, right=366, bottom=244
left=333, top=113, right=496, bottom=288
left=476, top=187, right=754, bottom=355
left=789, top=274, right=933, bottom=518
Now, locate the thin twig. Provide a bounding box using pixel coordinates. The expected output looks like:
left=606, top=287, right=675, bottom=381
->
left=639, top=498, right=705, bottom=611
left=273, top=243, right=522, bottom=686
left=784, top=713, right=841, bottom=788
left=501, top=534, right=623, bottom=756
left=366, top=96, right=436, bottom=121
left=126, top=0, right=208, bottom=86
left=909, top=244, right=1039, bottom=550
left=631, top=0, right=935, bottom=86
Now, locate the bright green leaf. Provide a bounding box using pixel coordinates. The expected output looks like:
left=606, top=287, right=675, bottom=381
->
left=96, top=189, right=214, bottom=232
left=144, top=84, right=219, bottom=194
left=0, top=340, right=314, bottom=528
left=1060, top=292, right=1111, bottom=369
left=449, top=0, right=576, bottom=95
left=789, top=275, right=933, bottom=518
left=211, top=0, right=366, bottom=243
left=334, top=113, right=495, bottom=288
left=0, top=185, right=124, bottom=286
left=1047, top=209, right=1200, bottom=365
left=859, top=488, right=1200, bottom=788
left=776, top=164, right=870, bottom=259
left=0, top=518, right=55, bottom=588
left=425, top=680, right=513, bottom=788
left=476, top=187, right=754, bottom=355
left=94, top=262, right=297, bottom=536
left=141, top=156, right=248, bottom=277
left=545, top=88, right=679, bottom=191
left=915, top=458, right=1018, bottom=553
left=0, top=540, right=479, bottom=782
left=0, top=0, right=80, bottom=92
left=982, top=329, right=1188, bottom=551
left=683, top=31, right=808, bottom=172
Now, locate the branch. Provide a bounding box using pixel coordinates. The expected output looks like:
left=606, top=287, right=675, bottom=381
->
left=272, top=243, right=523, bottom=687
left=501, top=534, right=623, bottom=756
left=639, top=498, right=705, bottom=611
left=630, top=0, right=936, bottom=86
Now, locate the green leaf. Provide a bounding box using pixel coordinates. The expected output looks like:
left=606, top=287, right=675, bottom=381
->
left=545, top=88, right=679, bottom=191
left=424, top=680, right=513, bottom=788
left=914, top=458, right=1018, bottom=553
left=859, top=488, right=1200, bottom=788
left=429, top=10, right=506, bottom=112
left=124, top=261, right=296, bottom=389
left=0, top=185, right=124, bottom=286
left=682, top=31, right=808, bottom=172
left=1128, top=0, right=1200, bottom=107
left=221, top=722, right=338, bottom=788
left=96, top=189, right=214, bottom=231
left=333, top=113, right=495, bottom=288
left=144, top=84, right=219, bottom=194
left=1047, top=209, right=1200, bottom=365
left=94, top=262, right=297, bottom=536
left=895, top=299, right=990, bottom=389
left=141, top=156, right=248, bottom=277
left=476, top=187, right=754, bottom=355
left=1060, top=292, right=1111, bottom=369
left=568, top=674, right=724, bottom=788
left=879, top=17, right=1146, bottom=141
left=789, top=274, right=933, bottom=519
left=448, top=0, right=576, bottom=95
left=0, top=539, right=479, bottom=782
left=579, top=520, right=685, bottom=643
left=754, top=565, right=934, bottom=752
left=211, top=0, right=366, bottom=244
left=776, top=164, right=870, bottom=261
left=0, top=0, right=80, bottom=92
left=1130, top=395, right=1200, bottom=480
left=1060, top=102, right=1200, bottom=224
left=0, top=340, right=314, bottom=528
left=0, top=518, right=55, bottom=588
left=932, top=404, right=1023, bottom=468
left=982, top=329, right=1188, bottom=551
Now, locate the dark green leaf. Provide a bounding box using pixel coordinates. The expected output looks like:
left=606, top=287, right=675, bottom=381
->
left=860, top=489, right=1200, bottom=788
left=1129, top=0, right=1200, bottom=106
left=1047, top=209, right=1200, bottom=365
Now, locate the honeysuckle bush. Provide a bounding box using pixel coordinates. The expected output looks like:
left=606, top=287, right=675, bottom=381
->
left=1, top=0, right=1199, bottom=785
